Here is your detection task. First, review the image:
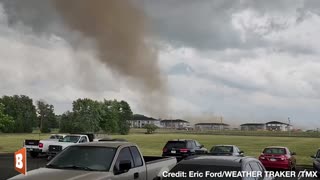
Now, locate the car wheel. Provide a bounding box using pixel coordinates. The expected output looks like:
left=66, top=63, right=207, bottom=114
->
left=29, top=152, right=39, bottom=158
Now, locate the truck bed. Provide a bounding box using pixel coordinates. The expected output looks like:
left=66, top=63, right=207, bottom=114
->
left=144, top=156, right=177, bottom=179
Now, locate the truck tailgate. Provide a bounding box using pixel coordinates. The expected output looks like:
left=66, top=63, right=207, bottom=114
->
left=144, top=156, right=177, bottom=180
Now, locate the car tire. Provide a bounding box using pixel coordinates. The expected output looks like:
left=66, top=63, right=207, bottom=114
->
left=30, top=152, right=39, bottom=158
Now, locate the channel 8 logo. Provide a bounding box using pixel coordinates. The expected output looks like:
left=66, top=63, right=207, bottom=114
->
left=14, top=147, right=27, bottom=175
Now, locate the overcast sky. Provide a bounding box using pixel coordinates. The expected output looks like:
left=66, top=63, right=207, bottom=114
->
left=1, top=0, right=320, bottom=128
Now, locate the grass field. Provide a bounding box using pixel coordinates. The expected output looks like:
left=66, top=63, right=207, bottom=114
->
left=0, top=133, right=318, bottom=166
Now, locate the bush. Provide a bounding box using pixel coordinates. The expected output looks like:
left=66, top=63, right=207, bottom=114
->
left=144, top=124, right=158, bottom=134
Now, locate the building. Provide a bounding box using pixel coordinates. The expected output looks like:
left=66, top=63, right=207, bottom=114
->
left=240, top=121, right=293, bottom=131
left=240, top=123, right=266, bottom=131
left=129, top=114, right=161, bottom=128
left=265, top=121, right=292, bottom=131
left=195, top=123, right=230, bottom=131
left=160, top=119, right=190, bottom=129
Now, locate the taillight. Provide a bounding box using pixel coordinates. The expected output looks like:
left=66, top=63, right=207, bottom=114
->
left=180, top=148, right=188, bottom=153
left=163, top=148, right=167, bottom=152
left=280, top=155, right=287, bottom=161
left=39, top=143, right=43, bottom=148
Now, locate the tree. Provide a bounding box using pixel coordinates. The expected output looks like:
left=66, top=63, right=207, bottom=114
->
left=100, top=100, right=118, bottom=133
left=0, top=95, right=37, bottom=133
left=37, top=101, right=57, bottom=133
left=0, top=103, right=14, bottom=133
left=118, top=100, right=132, bottom=135
left=72, top=98, right=102, bottom=133
left=144, top=124, right=158, bottom=134
left=59, top=111, right=74, bottom=133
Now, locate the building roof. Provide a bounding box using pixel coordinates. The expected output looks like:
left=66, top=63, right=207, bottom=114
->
left=266, top=121, right=289, bottom=125
left=131, top=114, right=158, bottom=121
left=161, top=119, right=189, bottom=123
left=240, top=123, right=265, bottom=126
left=195, top=123, right=229, bottom=126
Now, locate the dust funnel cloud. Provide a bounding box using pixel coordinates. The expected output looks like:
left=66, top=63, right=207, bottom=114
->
left=53, top=0, right=168, bottom=116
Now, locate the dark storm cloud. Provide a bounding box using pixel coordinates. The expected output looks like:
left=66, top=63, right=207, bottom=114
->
left=3, top=0, right=320, bottom=51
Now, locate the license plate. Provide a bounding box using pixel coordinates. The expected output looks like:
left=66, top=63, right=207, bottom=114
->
left=171, top=150, right=176, bottom=154
left=270, top=158, right=276, bottom=161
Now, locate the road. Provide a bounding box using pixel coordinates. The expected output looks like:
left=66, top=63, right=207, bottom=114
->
left=0, top=154, right=317, bottom=180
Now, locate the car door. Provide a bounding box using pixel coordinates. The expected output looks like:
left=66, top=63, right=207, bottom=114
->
left=113, top=147, right=146, bottom=180
left=129, top=146, right=147, bottom=180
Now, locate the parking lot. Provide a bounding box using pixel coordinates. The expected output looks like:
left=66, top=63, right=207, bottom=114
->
left=0, top=153, right=316, bottom=180
left=0, top=153, right=47, bottom=180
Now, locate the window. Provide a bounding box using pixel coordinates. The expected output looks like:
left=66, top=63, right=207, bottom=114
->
left=249, top=162, right=264, bottom=180
left=114, top=147, right=134, bottom=172
left=195, top=141, right=201, bottom=147
left=79, top=136, right=88, bottom=143
left=47, top=146, right=116, bottom=171
left=234, top=147, right=240, bottom=153
left=130, top=146, right=143, bottom=167
left=263, top=148, right=286, bottom=155
left=316, top=150, right=320, bottom=158
left=165, top=141, right=187, bottom=149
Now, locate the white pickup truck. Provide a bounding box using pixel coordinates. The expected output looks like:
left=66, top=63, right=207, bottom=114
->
left=47, top=134, right=95, bottom=158
left=10, top=142, right=177, bottom=180
left=24, top=134, right=67, bottom=158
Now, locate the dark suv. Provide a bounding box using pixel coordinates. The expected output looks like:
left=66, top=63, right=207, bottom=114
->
left=162, top=139, right=207, bottom=161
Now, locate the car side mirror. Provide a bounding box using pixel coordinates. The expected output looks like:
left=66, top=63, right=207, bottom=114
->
left=239, top=151, right=244, bottom=154
left=311, top=155, right=316, bottom=158
left=116, top=160, right=131, bottom=174
left=200, top=145, right=204, bottom=148
left=291, top=152, right=296, bottom=155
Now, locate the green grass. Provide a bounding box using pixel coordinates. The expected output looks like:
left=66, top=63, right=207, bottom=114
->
left=112, top=134, right=318, bottom=166
left=0, top=133, right=318, bottom=166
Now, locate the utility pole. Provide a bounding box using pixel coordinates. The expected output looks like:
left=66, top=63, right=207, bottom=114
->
left=288, top=117, right=291, bottom=136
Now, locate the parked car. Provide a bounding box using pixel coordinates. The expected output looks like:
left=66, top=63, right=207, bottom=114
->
left=209, top=145, right=244, bottom=156
left=162, top=139, right=207, bottom=161
left=47, top=134, right=95, bottom=158
left=163, top=155, right=273, bottom=180
left=258, top=146, right=296, bottom=170
left=311, top=148, right=320, bottom=175
left=9, top=142, right=177, bottom=180
left=23, top=134, right=67, bottom=158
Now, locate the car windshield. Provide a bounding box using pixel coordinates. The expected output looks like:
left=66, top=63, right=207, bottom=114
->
left=60, top=135, right=80, bottom=143
left=164, top=163, right=241, bottom=180
left=210, top=146, right=233, bottom=153
left=165, top=141, right=186, bottom=149
left=47, top=146, right=116, bottom=171
left=263, top=148, right=286, bottom=155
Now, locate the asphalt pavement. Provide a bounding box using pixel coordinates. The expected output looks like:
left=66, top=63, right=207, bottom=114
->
left=0, top=153, right=47, bottom=180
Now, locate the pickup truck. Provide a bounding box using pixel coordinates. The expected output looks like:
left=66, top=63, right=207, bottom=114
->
left=47, top=134, right=95, bottom=158
left=9, top=141, right=177, bottom=180
left=24, top=134, right=66, bottom=158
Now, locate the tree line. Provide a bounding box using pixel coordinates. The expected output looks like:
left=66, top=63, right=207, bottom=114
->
left=0, top=95, right=133, bottom=135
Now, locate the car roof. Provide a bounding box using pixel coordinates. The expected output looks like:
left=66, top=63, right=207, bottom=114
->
left=72, top=141, right=135, bottom=148
left=168, top=139, right=194, bottom=142
left=264, top=146, right=287, bottom=149
left=212, top=145, right=236, bottom=147
left=180, top=156, right=254, bottom=167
